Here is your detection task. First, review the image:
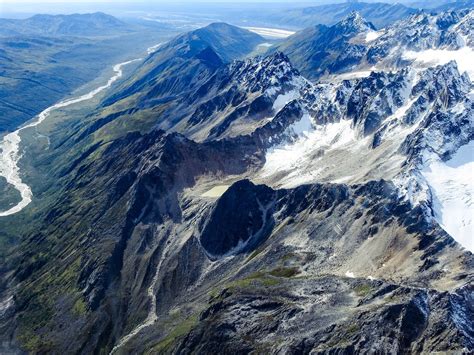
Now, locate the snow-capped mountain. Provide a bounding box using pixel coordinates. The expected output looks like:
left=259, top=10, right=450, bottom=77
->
left=257, top=58, right=473, bottom=247
left=246, top=10, right=474, bottom=254
left=274, top=11, right=376, bottom=80
left=175, top=52, right=307, bottom=141
left=276, top=9, right=474, bottom=82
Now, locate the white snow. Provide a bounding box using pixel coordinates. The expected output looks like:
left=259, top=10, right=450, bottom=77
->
left=261, top=119, right=357, bottom=188
left=147, top=42, right=164, bottom=54
left=422, top=141, right=474, bottom=252
left=365, top=30, right=383, bottom=42
left=243, top=26, right=296, bottom=39
left=333, top=70, right=373, bottom=81
left=290, top=113, right=313, bottom=136
left=272, top=90, right=299, bottom=113
left=403, top=46, right=474, bottom=80
left=345, top=271, right=355, bottom=278
left=451, top=102, right=466, bottom=115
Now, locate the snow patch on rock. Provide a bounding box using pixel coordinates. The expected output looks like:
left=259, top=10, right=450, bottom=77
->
left=243, top=26, right=296, bottom=39
left=365, top=30, right=383, bottom=42
left=272, top=90, right=300, bottom=113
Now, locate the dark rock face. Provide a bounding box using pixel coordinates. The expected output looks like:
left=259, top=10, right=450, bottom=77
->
left=174, top=278, right=472, bottom=354
left=3, top=132, right=473, bottom=354
left=93, top=50, right=304, bottom=143
left=200, top=180, right=275, bottom=257
left=170, top=180, right=471, bottom=354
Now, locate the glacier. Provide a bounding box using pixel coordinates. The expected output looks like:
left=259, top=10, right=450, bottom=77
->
left=423, top=141, right=474, bottom=252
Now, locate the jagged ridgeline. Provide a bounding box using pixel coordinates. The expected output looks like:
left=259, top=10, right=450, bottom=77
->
left=0, top=8, right=473, bottom=355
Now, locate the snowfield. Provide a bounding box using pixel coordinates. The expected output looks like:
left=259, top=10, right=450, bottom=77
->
left=403, top=46, right=474, bottom=80
left=365, top=30, right=383, bottom=42
left=260, top=118, right=360, bottom=188
left=243, top=27, right=296, bottom=39
left=423, top=141, right=474, bottom=252
left=272, top=90, right=300, bottom=113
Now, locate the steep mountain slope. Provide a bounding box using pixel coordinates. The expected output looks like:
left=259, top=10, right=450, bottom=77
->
left=72, top=23, right=267, bottom=142
left=275, top=12, right=375, bottom=81
left=0, top=8, right=473, bottom=355
left=103, top=22, right=264, bottom=104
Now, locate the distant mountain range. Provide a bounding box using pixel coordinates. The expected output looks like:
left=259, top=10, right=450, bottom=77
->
left=269, top=1, right=418, bottom=29
left=247, top=1, right=474, bottom=29
left=409, top=0, right=474, bottom=10
left=0, top=12, right=131, bottom=37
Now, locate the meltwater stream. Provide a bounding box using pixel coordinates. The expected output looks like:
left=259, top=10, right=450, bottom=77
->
left=0, top=58, right=143, bottom=217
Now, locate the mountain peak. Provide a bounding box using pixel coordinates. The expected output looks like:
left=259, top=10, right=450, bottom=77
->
left=225, top=50, right=299, bottom=95
left=264, top=51, right=292, bottom=66
left=183, top=22, right=263, bottom=63
left=195, top=22, right=261, bottom=39
left=203, top=22, right=238, bottom=31
left=336, top=11, right=376, bottom=33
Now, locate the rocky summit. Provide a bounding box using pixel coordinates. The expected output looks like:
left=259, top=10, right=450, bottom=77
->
left=0, top=5, right=472, bottom=355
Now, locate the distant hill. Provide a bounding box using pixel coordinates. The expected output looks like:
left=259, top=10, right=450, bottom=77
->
left=433, top=0, right=474, bottom=11
left=0, top=12, right=131, bottom=37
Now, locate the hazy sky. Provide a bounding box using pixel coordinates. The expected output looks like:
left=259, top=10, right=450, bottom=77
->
left=0, top=0, right=407, bottom=19
left=0, top=0, right=347, bottom=16
left=2, top=0, right=339, bottom=3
